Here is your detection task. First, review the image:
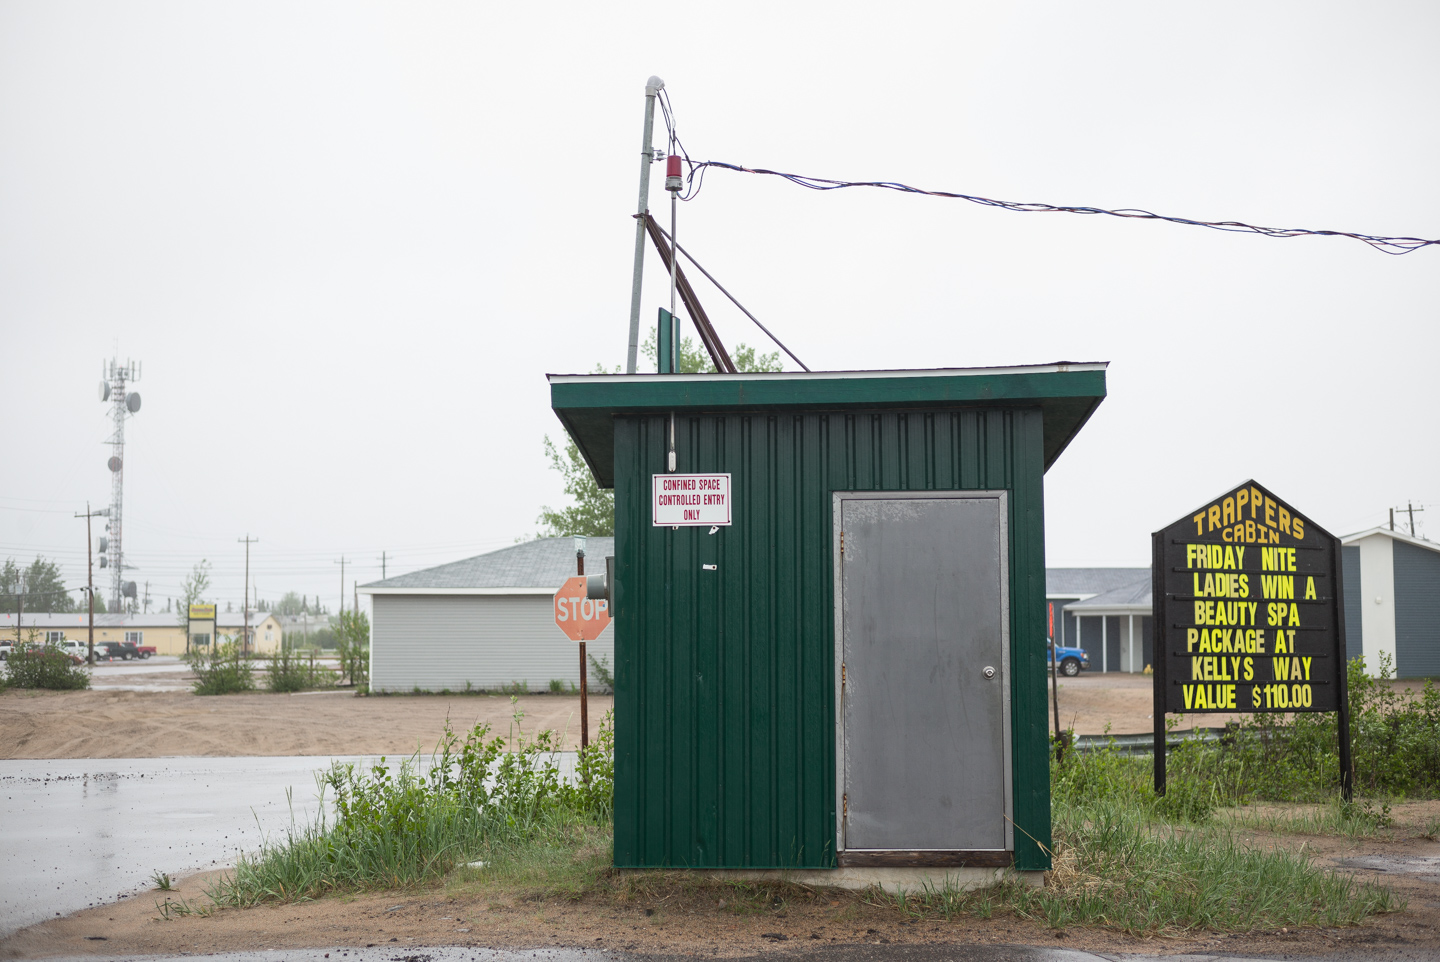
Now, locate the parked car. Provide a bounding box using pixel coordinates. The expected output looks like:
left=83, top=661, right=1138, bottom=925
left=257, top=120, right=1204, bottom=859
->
left=0, top=640, right=86, bottom=664
left=57, top=639, right=95, bottom=662
left=95, top=641, right=142, bottom=661
left=1048, top=640, right=1090, bottom=677
left=135, top=645, right=156, bottom=659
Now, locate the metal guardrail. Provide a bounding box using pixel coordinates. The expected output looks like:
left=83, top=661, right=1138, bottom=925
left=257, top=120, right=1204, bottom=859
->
left=1071, top=727, right=1229, bottom=755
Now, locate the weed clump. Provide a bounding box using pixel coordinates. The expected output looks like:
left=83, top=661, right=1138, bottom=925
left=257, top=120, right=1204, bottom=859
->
left=4, top=642, right=90, bottom=690
left=264, top=647, right=336, bottom=693
left=211, top=703, right=615, bottom=905
left=186, top=641, right=255, bottom=695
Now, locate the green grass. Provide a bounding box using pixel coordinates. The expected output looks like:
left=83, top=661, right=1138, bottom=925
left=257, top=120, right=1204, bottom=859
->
left=884, top=794, right=1402, bottom=933
left=1223, top=797, right=1396, bottom=839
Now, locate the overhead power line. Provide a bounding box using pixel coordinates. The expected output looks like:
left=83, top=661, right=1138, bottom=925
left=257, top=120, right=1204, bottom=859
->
left=688, top=160, right=1440, bottom=255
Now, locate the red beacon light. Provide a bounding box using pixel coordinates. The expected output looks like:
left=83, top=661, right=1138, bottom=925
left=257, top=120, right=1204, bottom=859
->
left=665, top=154, right=683, bottom=192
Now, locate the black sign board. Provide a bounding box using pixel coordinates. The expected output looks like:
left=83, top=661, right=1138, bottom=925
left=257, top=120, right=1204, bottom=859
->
left=1151, top=480, right=1352, bottom=799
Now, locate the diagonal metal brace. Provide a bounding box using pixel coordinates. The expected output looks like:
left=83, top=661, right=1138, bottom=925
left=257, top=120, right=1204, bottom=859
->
left=639, top=213, right=737, bottom=373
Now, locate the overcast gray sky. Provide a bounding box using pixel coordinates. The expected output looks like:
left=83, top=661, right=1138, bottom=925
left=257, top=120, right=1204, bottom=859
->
left=2, top=1, right=1437, bottom=613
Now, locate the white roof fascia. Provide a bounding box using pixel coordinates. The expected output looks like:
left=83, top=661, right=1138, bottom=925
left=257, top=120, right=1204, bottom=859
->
left=359, top=587, right=557, bottom=596
left=1064, top=604, right=1151, bottom=616
left=1047, top=592, right=1099, bottom=601
left=548, top=362, right=1108, bottom=386
left=1340, top=526, right=1440, bottom=554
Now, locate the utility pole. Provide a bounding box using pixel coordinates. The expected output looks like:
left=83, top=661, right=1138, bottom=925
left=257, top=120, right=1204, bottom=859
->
left=335, top=557, right=346, bottom=617
left=75, top=504, right=108, bottom=664
left=625, top=76, right=664, bottom=374
left=13, top=573, right=23, bottom=644
left=239, top=535, right=258, bottom=655
left=575, top=536, right=589, bottom=756
left=1392, top=503, right=1424, bottom=537
left=379, top=551, right=387, bottom=580
left=142, top=581, right=150, bottom=614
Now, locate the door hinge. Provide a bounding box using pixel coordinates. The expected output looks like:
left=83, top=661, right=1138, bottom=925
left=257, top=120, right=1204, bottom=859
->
left=841, top=662, right=846, bottom=687
left=843, top=793, right=848, bottom=818
left=839, top=531, right=844, bottom=556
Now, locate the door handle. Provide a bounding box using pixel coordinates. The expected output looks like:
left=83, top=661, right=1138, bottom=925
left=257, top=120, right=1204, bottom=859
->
left=982, top=666, right=997, bottom=679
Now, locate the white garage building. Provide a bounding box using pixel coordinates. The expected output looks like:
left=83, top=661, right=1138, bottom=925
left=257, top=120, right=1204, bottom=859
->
left=359, top=537, right=614, bottom=693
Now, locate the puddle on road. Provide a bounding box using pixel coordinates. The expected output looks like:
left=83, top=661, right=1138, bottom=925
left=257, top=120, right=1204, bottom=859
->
left=0, top=755, right=374, bottom=939
left=1336, top=854, right=1440, bottom=881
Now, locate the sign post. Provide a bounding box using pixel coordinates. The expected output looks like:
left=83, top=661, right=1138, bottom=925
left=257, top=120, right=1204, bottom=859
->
left=1152, top=480, right=1352, bottom=801
left=553, top=573, right=612, bottom=755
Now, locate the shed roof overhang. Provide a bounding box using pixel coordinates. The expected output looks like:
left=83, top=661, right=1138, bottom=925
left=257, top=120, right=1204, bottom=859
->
left=549, top=362, right=1108, bottom=488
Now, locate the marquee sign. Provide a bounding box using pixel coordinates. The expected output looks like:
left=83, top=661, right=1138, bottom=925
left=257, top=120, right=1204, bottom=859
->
left=1151, top=479, right=1353, bottom=797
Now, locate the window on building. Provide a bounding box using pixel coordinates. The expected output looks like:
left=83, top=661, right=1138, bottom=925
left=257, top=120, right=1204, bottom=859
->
left=191, top=633, right=211, bottom=647
left=46, top=630, right=65, bottom=644
left=125, top=631, right=143, bottom=644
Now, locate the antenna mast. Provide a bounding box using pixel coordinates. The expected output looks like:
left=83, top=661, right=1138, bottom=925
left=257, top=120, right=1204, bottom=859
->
left=101, top=358, right=141, bottom=612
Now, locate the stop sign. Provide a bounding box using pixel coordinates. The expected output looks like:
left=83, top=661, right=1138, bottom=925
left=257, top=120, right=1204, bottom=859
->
left=553, top=576, right=611, bottom=641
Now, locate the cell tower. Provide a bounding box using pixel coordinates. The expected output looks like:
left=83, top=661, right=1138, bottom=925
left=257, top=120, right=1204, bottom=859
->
left=100, top=358, right=141, bottom=612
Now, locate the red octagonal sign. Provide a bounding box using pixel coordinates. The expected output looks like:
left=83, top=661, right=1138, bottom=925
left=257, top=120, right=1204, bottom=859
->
left=553, top=576, right=611, bottom=641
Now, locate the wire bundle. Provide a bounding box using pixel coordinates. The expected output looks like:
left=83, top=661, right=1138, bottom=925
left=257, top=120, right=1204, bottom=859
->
left=680, top=159, right=1438, bottom=255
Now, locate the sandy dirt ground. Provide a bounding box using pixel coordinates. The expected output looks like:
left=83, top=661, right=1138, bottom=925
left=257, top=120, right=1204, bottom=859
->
left=4, top=803, right=1439, bottom=960
left=5, top=671, right=1192, bottom=762
left=0, top=688, right=613, bottom=758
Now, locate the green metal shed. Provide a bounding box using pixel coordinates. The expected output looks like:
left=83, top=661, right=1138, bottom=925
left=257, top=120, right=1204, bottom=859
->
left=550, top=363, right=1107, bottom=883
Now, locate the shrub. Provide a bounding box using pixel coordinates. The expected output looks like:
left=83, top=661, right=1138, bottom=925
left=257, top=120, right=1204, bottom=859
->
left=5, top=642, right=90, bottom=690
left=1217, top=655, right=1440, bottom=800
left=186, top=641, right=255, bottom=695
left=264, top=646, right=337, bottom=693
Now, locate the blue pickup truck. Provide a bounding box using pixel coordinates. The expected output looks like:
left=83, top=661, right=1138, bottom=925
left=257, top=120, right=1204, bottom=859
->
left=1048, top=641, right=1090, bottom=677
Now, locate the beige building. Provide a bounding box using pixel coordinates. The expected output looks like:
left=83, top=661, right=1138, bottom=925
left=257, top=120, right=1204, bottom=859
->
left=1, top=611, right=284, bottom=656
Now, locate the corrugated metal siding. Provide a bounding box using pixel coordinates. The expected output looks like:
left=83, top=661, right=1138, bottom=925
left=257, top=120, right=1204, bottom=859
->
left=611, top=408, right=1051, bottom=871
left=1342, top=545, right=1363, bottom=664
left=1393, top=542, right=1440, bottom=678
left=371, top=594, right=614, bottom=693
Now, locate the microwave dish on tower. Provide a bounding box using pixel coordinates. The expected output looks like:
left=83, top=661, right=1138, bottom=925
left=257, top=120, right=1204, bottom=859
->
left=100, top=357, right=142, bottom=612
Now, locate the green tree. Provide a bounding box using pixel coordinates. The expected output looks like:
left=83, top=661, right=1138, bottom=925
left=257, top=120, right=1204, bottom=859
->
left=536, top=435, right=615, bottom=537
left=1, top=557, right=77, bottom=613
left=535, top=339, right=781, bottom=539
left=272, top=591, right=305, bottom=616
left=334, top=608, right=370, bottom=689
left=180, top=560, right=212, bottom=614
left=641, top=330, right=782, bottom=375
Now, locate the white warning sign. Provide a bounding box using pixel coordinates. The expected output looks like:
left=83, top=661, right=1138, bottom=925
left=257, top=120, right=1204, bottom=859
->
left=652, top=473, right=732, bottom=527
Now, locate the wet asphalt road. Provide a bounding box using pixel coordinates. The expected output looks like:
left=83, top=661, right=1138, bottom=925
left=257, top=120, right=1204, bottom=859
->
left=0, top=752, right=585, bottom=940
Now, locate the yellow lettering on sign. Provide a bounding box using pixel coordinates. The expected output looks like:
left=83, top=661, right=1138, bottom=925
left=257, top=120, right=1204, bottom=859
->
left=1293, top=517, right=1304, bottom=540
left=1187, top=628, right=1199, bottom=653
left=1305, top=577, right=1316, bottom=600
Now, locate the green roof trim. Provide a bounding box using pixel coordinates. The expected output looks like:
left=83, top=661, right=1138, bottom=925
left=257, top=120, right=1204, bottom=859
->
left=549, top=363, right=1107, bottom=488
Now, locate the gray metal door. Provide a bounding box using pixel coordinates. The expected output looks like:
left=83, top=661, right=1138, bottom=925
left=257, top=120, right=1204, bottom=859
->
left=837, top=492, right=1011, bottom=853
